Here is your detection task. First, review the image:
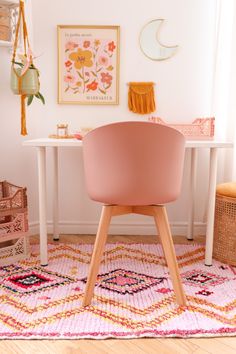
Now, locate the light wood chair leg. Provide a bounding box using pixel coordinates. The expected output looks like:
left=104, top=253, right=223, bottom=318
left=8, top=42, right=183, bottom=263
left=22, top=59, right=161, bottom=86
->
left=154, top=206, right=187, bottom=306
left=82, top=205, right=112, bottom=307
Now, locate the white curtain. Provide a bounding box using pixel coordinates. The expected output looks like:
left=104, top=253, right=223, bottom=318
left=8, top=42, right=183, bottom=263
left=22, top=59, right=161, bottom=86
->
left=212, top=0, right=236, bottom=180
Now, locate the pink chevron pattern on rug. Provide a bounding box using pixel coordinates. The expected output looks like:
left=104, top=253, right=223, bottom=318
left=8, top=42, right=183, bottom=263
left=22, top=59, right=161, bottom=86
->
left=0, top=242, right=235, bottom=339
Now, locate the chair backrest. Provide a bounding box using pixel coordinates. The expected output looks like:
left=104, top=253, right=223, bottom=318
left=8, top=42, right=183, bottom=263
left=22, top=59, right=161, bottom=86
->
left=83, top=121, right=185, bottom=205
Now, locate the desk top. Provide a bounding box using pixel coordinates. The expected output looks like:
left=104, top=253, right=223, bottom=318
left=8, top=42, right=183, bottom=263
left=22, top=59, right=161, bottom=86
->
left=23, top=138, right=83, bottom=147
left=23, top=138, right=234, bottom=149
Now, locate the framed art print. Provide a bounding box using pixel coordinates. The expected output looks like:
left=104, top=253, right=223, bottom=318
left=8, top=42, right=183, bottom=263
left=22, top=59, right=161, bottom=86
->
left=58, top=25, right=120, bottom=105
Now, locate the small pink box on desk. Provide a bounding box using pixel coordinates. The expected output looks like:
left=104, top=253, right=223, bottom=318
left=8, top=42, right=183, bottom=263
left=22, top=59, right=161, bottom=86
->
left=148, top=117, right=215, bottom=140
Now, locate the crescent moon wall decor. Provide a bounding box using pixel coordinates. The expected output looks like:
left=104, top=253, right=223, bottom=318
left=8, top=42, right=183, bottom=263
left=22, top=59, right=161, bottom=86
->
left=139, top=19, right=178, bottom=61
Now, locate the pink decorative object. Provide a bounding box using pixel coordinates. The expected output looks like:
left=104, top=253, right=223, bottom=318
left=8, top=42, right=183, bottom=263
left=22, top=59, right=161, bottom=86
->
left=74, top=132, right=83, bottom=140
left=0, top=181, right=30, bottom=265
left=148, top=117, right=215, bottom=140
left=0, top=213, right=28, bottom=239
left=0, top=181, right=27, bottom=215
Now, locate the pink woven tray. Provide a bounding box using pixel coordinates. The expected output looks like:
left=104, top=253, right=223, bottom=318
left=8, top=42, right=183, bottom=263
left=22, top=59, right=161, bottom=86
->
left=0, top=181, right=27, bottom=217
left=148, top=117, right=215, bottom=140
left=0, top=212, right=28, bottom=242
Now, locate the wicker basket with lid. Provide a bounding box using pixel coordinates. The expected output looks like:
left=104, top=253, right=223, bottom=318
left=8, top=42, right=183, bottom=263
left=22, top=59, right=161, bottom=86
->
left=213, top=182, right=236, bottom=265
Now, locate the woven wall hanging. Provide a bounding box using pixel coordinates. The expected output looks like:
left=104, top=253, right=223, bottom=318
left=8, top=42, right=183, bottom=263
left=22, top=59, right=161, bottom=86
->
left=128, top=82, right=156, bottom=114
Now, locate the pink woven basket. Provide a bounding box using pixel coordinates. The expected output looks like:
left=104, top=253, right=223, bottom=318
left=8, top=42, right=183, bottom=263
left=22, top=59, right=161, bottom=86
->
left=0, top=181, right=29, bottom=265
left=148, top=117, right=215, bottom=140
left=0, top=212, right=28, bottom=242
left=0, top=181, right=27, bottom=217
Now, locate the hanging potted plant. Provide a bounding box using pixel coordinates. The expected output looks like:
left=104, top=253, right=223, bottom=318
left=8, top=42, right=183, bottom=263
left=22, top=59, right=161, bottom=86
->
left=11, top=52, right=45, bottom=105
left=10, top=0, right=45, bottom=136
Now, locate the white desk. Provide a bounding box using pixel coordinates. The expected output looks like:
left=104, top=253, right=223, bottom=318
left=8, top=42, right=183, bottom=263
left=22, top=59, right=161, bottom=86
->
left=23, top=138, right=233, bottom=266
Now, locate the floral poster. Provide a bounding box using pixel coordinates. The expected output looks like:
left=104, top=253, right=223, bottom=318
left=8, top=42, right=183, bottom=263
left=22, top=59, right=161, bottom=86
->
left=58, top=25, right=120, bottom=105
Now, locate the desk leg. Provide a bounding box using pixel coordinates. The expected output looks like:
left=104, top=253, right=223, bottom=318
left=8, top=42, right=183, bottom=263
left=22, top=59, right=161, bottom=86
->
left=187, top=148, right=197, bottom=240
left=37, top=147, right=48, bottom=266
left=205, top=148, right=218, bottom=266
left=52, top=147, right=59, bottom=241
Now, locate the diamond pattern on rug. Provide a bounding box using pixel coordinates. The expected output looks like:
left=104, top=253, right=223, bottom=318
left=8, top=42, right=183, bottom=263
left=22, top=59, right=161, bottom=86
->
left=1, top=267, right=75, bottom=295
left=182, top=270, right=228, bottom=287
left=83, top=268, right=166, bottom=295
left=9, top=272, right=50, bottom=288
left=0, top=242, right=235, bottom=339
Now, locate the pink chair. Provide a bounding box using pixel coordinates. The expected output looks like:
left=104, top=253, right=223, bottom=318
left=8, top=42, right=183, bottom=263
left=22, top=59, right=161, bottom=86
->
left=82, top=121, right=186, bottom=307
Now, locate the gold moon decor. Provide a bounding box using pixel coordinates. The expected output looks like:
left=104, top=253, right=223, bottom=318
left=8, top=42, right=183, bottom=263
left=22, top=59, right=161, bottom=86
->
left=140, top=19, right=178, bottom=61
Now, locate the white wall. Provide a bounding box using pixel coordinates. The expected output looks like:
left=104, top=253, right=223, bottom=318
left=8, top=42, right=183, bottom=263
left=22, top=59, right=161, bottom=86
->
left=0, top=0, right=219, bottom=236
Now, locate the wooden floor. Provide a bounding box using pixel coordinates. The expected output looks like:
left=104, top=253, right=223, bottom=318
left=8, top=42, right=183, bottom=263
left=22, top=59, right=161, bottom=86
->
left=1, top=234, right=236, bottom=354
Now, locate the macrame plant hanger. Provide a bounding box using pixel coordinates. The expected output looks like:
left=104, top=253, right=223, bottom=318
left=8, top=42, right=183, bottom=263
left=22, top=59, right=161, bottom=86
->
left=11, top=0, right=33, bottom=135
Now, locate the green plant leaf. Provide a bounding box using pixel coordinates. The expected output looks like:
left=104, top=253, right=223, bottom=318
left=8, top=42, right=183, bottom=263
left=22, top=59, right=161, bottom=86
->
left=27, top=95, right=34, bottom=106
left=13, top=61, right=24, bottom=67
left=35, top=92, right=45, bottom=104
left=30, top=63, right=36, bottom=69
left=91, top=71, right=97, bottom=77
left=38, top=92, right=45, bottom=104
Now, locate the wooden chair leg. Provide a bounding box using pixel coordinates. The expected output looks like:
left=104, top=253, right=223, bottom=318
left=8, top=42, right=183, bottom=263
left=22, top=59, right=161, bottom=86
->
left=82, top=205, right=112, bottom=307
left=154, top=206, right=187, bottom=306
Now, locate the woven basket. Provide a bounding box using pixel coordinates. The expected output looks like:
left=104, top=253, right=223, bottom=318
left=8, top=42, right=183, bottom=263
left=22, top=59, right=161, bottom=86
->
left=0, top=181, right=27, bottom=217
left=0, top=181, right=29, bottom=265
left=148, top=117, right=215, bottom=140
left=213, top=193, right=236, bottom=265
left=0, top=236, right=30, bottom=266
left=0, top=24, right=10, bottom=41
left=0, top=6, right=10, bottom=41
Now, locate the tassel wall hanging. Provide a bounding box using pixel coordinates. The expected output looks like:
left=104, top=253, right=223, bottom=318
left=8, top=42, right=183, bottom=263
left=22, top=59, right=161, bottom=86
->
left=11, top=0, right=44, bottom=135
left=128, top=82, right=156, bottom=114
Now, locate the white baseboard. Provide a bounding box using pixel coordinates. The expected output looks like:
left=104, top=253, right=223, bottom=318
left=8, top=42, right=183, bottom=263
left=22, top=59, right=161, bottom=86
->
left=29, top=220, right=206, bottom=237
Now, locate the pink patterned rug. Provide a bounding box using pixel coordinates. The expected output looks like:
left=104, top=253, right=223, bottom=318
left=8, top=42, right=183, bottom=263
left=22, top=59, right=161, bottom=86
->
left=0, top=242, right=235, bottom=339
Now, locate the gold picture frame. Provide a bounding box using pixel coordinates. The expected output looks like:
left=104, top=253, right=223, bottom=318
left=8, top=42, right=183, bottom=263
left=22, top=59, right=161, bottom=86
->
left=57, top=25, right=120, bottom=105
